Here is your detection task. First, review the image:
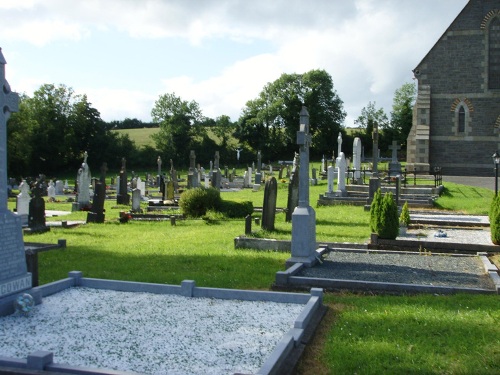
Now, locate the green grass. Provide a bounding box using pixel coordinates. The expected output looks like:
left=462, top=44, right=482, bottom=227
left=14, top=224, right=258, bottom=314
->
left=297, top=294, right=500, bottom=374
left=112, top=128, right=158, bottom=148
left=15, top=178, right=499, bottom=374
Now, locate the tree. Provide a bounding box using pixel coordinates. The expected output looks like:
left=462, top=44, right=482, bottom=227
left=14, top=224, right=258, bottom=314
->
left=353, top=102, right=389, bottom=156
left=212, top=115, right=235, bottom=149
left=389, top=82, right=416, bottom=148
left=235, top=69, right=346, bottom=160
left=151, top=93, right=205, bottom=164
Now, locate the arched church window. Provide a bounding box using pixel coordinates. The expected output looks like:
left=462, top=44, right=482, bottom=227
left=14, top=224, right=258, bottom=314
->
left=458, top=106, right=466, bottom=133
left=489, top=17, right=500, bottom=89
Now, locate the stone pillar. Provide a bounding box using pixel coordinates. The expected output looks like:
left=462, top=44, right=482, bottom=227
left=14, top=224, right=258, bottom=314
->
left=289, top=106, right=317, bottom=267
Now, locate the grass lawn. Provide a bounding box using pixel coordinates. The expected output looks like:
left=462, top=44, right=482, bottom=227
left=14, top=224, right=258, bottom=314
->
left=16, top=178, right=500, bottom=374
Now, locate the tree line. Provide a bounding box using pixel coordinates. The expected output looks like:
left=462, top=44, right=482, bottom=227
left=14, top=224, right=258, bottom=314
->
left=7, top=70, right=415, bottom=178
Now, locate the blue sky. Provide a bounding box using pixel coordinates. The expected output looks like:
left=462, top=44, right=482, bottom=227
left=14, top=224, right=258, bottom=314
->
left=0, top=0, right=469, bottom=126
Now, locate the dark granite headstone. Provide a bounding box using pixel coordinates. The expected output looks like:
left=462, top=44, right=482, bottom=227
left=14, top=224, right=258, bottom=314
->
left=261, top=177, right=277, bottom=231
left=116, top=157, right=130, bottom=205
left=28, top=179, right=48, bottom=233
left=87, top=181, right=105, bottom=223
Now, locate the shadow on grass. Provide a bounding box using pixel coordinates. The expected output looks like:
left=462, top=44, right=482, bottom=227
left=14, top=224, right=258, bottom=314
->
left=38, top=244, right=287, bottom=290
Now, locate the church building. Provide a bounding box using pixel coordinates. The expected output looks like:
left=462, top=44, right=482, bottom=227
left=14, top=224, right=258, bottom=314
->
left=406, top=0, right=500, bottom=176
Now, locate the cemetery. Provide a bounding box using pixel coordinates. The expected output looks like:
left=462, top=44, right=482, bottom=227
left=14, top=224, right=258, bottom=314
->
left=1, top=46, right=500, bottom=374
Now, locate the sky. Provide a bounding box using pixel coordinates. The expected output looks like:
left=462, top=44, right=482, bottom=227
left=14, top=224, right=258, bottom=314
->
left=0, top=0, right=469, bottom=127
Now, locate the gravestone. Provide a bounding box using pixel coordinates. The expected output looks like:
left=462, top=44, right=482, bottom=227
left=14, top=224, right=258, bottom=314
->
left=336, top=152, right=347, bottom=196
left=289, top=106, right=317, bottom=267
left=16, top=180, right=30, bottom=216
left=261, top=177, right=277, bottom=231
left=327, top=165, right=334, bottom=194
left=87, top=163, right=107, bottom=224
left=28, top=178, right=48, bottom=233
left=211, top=151, right=221, bottom=190
left=286, top=152, right=299, bottom=222
left=255, top=150, right=262, bottom=185
left=353, top=137, right=362, bottom=184
left=77, top=151, right=91, bottom=208
left=116, top=157, right=130, bottom=205
left=47, top=180, right=56, bottom=201
left=55, top=180, right=64, bottom=195
left=131, top=188, right=142, bottom=213
left=388, top=140, right=402, bottom=175
left=0, top=49, right=33, bottom=312
left=337, top=132, right=342, bottom=158
left=311, top=168, right=318, bottom=185
left=372, top=122, right=379, bottom=176
left=166, top=181, right=175, bottom=200
left=187, top=150, right=198, bottom=188
left=136, top=176, right=146, bottom=197
left=170, top=159, right=178, bottom=193
left=157, top=156, right=162, bottom=188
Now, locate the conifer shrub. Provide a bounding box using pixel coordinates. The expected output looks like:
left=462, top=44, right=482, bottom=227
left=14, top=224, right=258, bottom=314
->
left=490, top=195, right=500, bottom=245
left=399, top=201, right=410, bottom=227
left=179, top=187, right=222, bottom=217
left=370, top=189, right=399, bottom=239
left=378, top=192, right=399, bottom=239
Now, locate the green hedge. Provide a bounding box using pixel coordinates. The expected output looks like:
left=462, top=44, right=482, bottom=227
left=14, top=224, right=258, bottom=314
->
left=179, top=187, right=222, bottom=217
left=370, top=189, right=399, bottom=240
left=490, top=195, right=500, bottom=245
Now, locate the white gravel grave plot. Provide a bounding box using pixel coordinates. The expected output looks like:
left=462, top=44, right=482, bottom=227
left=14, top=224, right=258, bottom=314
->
left=0, top=287, right=304, bottom=375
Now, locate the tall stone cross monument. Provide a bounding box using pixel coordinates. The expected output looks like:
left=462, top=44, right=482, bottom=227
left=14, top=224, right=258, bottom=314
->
left=0, top=48, right=32, bottom=301
left=288, top=106, right=317, bottom=267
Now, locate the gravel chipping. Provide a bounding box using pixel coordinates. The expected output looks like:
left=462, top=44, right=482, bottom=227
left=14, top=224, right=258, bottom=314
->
left=299, top=250, right=495, bottom=290
left=0, top=287, right=304, bottom=375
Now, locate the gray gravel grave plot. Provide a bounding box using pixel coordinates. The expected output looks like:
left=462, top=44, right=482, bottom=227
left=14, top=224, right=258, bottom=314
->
left=298, top=250, right=496, bottom=290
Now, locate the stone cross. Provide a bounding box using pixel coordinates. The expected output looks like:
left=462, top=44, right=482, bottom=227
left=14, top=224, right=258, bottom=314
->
left=189, top=150, right=196, bottom=171
left=353, top=137, right=362, bottom=183
left=389, top=140, right=401, bottom=163
left=0, top=50, right=18, bottom=210
left=297, top=108, right=311, bottom=207
left=157, top=156, right=161, bottom=176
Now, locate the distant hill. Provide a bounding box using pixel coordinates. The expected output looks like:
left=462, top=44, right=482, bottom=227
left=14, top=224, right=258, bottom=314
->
left=112, top=128, right=159, bottom=148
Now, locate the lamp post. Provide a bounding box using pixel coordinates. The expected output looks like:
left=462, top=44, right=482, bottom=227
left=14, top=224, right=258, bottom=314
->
left=493, top=151, right=500, bottom=196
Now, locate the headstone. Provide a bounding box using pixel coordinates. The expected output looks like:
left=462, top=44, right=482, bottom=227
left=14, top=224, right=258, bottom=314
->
left=131, top=188, right=142, bottom=213
left=327, top=165, right=334, bottom=194
left=0, top=50, right=33, bottom=310
left=47, top=180, right=56, bottom=201
left=77, top=151, right=91, bottom=207
left=211, top=151, right=221, bottom=190
left=243, top=171, right=249, bottom=188
left=388, top=140, right=402, bottom=175
left=55, top=180, right=64, bottom=195
left=159, top=175, right=166, bottom=200
left=336, top=152, right=347, bottom=196
left=117, top=157, right=130, bottom=205
left=166, top=181, right=175, bottom=200
left=188, top=150, right=197, bottom=188
left=311, top=168, right=318, bottom=185
left=372, top=122, right=379, bottom=176
left=16, top=180, right=30, bottom=216
left=289, top=106, right=317, bottom=267
left=257, top=150, right=262, bottom=173
left=86, top=180, right=106, bottom=223
left=64, top=179, right=69, bottom=191
left=353, top=137, right=362, bottom=184
left=261, top=177, right=277, bottom=231
left=170, top=159, right=178, bottom=193
left=28, top=178, right=48, bottom=233
left=286, top=152, right=299, bottom=222
left=337, top=132, right=342, bottom=157
left=157, top=156, right=162, bottom=187
left=136, top=176, right=146, bottom=197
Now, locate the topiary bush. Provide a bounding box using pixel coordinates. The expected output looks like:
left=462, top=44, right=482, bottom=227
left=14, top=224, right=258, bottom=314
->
left=370, top=188, right=383, bottom=233
left=179, top=187, right=222, bottom=217
left=378, top=191, right=399, bottom=239
left=490, top=195, right=500, bottom=245
left=399, top=201, right=410, bottom=227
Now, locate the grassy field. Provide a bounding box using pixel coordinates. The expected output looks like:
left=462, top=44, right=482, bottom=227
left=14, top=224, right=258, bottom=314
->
left=112, top=128, right=158, bottom=148
left=15, top=178, right=500, bottom=374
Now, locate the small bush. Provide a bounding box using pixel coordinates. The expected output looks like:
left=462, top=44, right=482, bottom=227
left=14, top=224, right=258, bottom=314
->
left=378, top=192, right=399, bottom=239
left=399, top=201, right=410, bottom=227
left=219, top=200, right=253, bottom=218
left=179, top=187, right=222, bottom=217
left=490, top=195, right=500, bottom=244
